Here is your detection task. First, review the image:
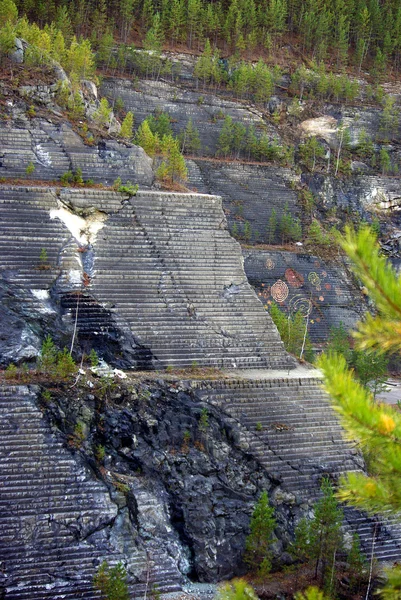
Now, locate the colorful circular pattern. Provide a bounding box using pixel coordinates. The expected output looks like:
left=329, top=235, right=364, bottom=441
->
left=308, top=271, right=321, bottom=290
left=285, top=268, right=304, bottom=288
left=271, top=279, right=289, bottom=303
left=288, top=294, right=313, bottom=318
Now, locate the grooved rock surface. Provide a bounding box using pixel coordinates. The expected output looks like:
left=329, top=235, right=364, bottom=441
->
left=0, top=384, right=184, bottom=600
left=243, top=249, right=365, bottom=342
left=0, top=120, right=154, bottom=186
left=100, top=78, right=282, bottom=157
left=186, top=159, right=298, bottom=244
left=0, top=186, right=294, bottom=370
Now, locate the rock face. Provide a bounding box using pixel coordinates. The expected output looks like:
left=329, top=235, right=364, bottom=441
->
left=0, top=186, right=293, bottom=370
left=1, top=184, right=401, bottom=598
left=0, top=120, right=154, bottom=186
left=100, top=78, right=281, bottom=157
left=0, top=384, right=184, bottom=600
left=186, top=159, right=298, bottom=244
left=243, top=249, right=365, bottom=342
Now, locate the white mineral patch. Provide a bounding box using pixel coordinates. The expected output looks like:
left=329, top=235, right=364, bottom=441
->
left=299, top=116, right=337, bottom=142
left=31, top=289, right=49, bottom=300
left=34, top=144, right=52, bottom=167
left=50, top=206, right=106, bottom=245
left=30, top=289, right=55, bottom=314
left=68, top=269, right=83, bottom=284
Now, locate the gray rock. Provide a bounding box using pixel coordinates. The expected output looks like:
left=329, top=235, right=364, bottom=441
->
left=9, top=37, right=24, bottom=64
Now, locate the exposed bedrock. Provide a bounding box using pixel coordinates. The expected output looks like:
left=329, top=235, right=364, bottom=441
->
left=305, top=172, right=401, bottom=222
left=243, top=249, right=366, bottom=343
left=0, top=186, right=293, bottom=370
left=0, top=119, right=154, bottom=186
left=100, top=78, right=281, bottom=158
left=185, top=159, right=299, bottom=245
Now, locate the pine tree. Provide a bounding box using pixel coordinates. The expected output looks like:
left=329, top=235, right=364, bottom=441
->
left=217, top=115, right=234, bottom=158
left=93, top=97, right=112, bottom=127
left=194, top=38, right=212, bottom=85
left=244, top=491, right=276, bottom=575
left=120, top=111, right=134, bottom=140
left=310, top=478, right=343, bottom=587
left=93, top=561, right=130, bottom=600
left=0, top=0, right=18, bottom=24
left=317, top=225, right=401, bottom=597
left=65, top=36, right=95, bottom=79
left=119, top=0, right=135, bottom=43
left=379, top=147, right=392, bottom=174
left=180, top=118, right=201, bottom=155
left=144, top=11, right=164, bottom=53
left=299, top=137, right=325, bottom=172
left=187, top=0, right=201, bottom=49
left=346, top=534, right=368, bottom=593
left=0, top=21, right=16, bottom=59
left=379, top=95, right=399, bottom=143
left=136, top=119, right=159, bottom=156
left=158, top=135, right=187, bottom=184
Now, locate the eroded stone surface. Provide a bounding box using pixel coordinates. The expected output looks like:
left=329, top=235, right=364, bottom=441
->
left=0, top=120, right=154, bottom=186
left=0, top=186, right=293, bottom=369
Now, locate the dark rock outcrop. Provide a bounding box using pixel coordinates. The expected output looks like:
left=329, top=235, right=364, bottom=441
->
left=243, top=249, right=365, bottom=342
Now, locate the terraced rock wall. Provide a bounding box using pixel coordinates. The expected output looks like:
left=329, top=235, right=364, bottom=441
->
left=0, top=186, right=293, bottom=369
left=0, top=120, right=153, bottom=186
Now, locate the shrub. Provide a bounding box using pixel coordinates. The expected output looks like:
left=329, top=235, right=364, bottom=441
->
left=117, top=181, right=138, bottom=196
left=4, top=363, right=17, bottom=380
left=25, top=162, right=35, bottom=175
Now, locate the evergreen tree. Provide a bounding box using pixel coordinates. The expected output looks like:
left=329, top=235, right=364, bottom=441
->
left=317, top=225, right=401, bottom=597
left=136, top=119, right=159, bottom=156
left=93, top=97, right=112, bottom=127
left=180, top=118, right=201, bottom=155
left=120, top=111, right=134, bottom=139
left=65, top=36, right=95, bottom=79
left=0, top=21, right=16, bottom=59
left=217, top=115, right=234, bottom=158
left=346, top=534, right=368, bottom=593
left=299, top=137, right=325, bottom=172
left=54, top=4, right=73, bottom=42
left=0, top=0, right=18, bottom=24
left=119, top=0, right=135, bottom=43
left=158, top=135, right=187, bottom=184
left=93, top=561, right=130, bottom=600
left=270, top=302, right=314, bottom=361
left=378, top=95, right=399, bottom=142
left=244, top=490, right=276, bottom=575
left=144, top=11, right=164, bottom=53
left=379, top=147, right=392, bottom=174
